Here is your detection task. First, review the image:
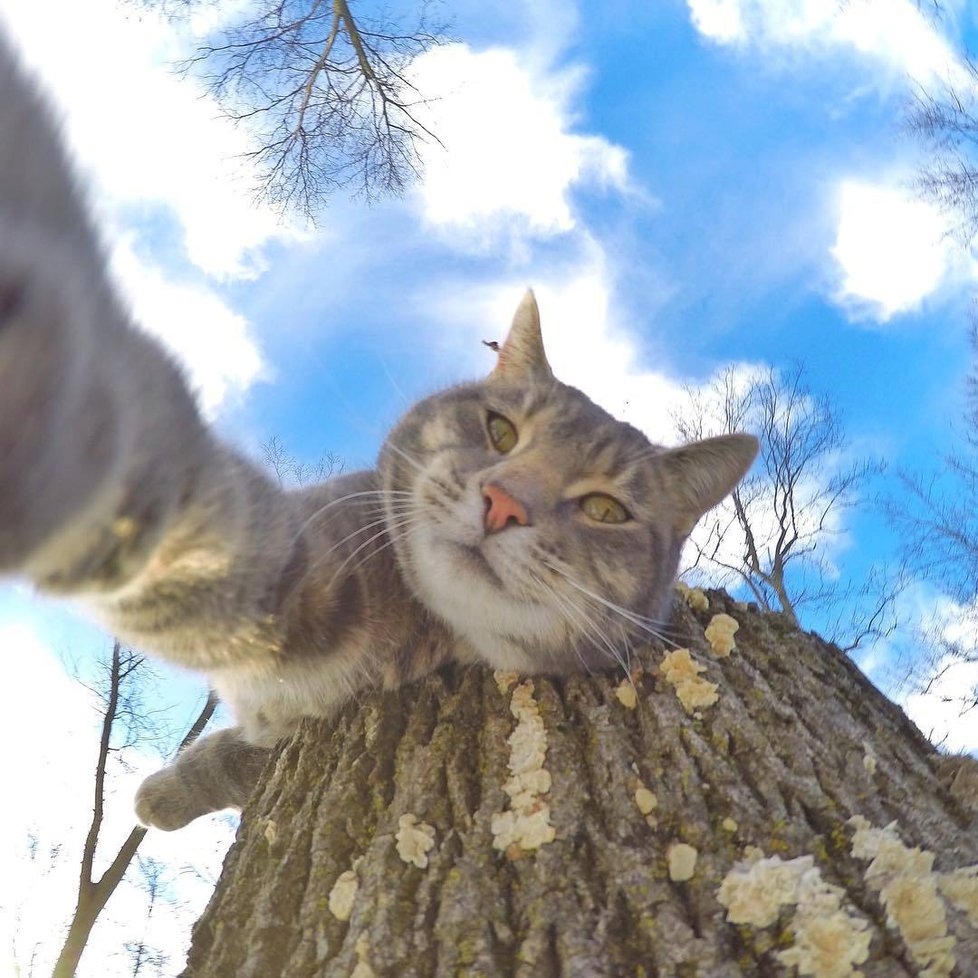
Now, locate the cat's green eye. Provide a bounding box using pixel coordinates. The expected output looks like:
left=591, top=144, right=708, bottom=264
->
left=580, top=493, right=630, bottom=524
left=487, top=412, right=518, bottom=453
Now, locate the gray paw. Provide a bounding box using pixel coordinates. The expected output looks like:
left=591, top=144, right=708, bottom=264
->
left=936, top=753, right=978, bottom=816
left=135, top=768, right=199, bottom=832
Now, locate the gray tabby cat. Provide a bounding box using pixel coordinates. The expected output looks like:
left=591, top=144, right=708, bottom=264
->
left=0, top=36, right=758, bottom=830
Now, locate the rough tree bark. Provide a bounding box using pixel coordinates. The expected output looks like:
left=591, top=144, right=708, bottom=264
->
left=181, top=591, right=978, bottom=978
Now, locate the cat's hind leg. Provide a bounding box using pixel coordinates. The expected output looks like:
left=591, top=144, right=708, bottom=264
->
left=135, top=727, right=270, bottom=831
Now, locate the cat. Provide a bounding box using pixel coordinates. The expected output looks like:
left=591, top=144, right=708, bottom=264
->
left=0, top=34, right=758, bottom=830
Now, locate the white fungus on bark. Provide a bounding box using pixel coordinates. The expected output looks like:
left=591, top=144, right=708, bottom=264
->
left=395, top=814, right=436, bottom=869
left=634, top=786, right=657, bottom=816
left=717, top=852, right=871, bottom=978
left=675, top=580, right=710, bottom=611
left=667, top=843, right=698, bottom=882
left=351, top=933, right=376, bottom=978
left=327, top=869, right=359, bottom=921
left=493, top=670, right=520, bottom=695
left=660, top=648, right=719, bottom=713
left=704, top=613, right=739, bottom=657
left=939, top=866, right=978, bottom=924
left=490, top=680, right=556, bottom=855
left=849, top=816, right=956, bottom=977
left=614, top=677, right=638, bottom=709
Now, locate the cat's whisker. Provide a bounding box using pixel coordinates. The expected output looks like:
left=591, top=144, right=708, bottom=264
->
left=310, top=514, right=404, bottom=565
left=303, top=500, right=429, bottom=564
left=383, top=441, right=439, bottom=485
left=543, top=561, right=681, bottom=650
left=527, top=573, right=594, bottom=673
left=530, top=571, right=630, bottom=674
left=340, top=523, right=421, bottom=579
left=296, top=504, right=425, bottom=584
left=383, top=441, right=457, bottom=508
left=286, top=488, right=415, bottom=553
left=321, top=515, right=424, bottom=585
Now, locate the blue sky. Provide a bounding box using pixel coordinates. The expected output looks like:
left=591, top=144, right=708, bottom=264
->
left=4, top=0, right=978, bottom=973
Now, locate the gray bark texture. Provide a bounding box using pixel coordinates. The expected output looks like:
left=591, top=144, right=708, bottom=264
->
left=181, top=590, right=978, bottom=978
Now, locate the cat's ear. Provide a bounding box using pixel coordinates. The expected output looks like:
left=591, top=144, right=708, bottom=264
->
left=491, top=289, right=554, bottom=382
left=657, top=433, right=759, bottom=535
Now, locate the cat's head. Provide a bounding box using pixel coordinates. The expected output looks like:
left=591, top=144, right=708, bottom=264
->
left=378, top=291, right=758, bottom=674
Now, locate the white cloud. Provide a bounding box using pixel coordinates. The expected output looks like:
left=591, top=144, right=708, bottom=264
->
left=687, top=0, right=968, bottom=89
left=420, top=244, right=687, bottom=442
left=688, top=0, right=746, bottom=43
left=2, top=0, right=298, bottom=281
left=904, top=654, right=978, bottom=754
left=831, top=180, right=954, bottom=320
left=110, top=241, right=268, bottom=415
left=900, top=594, right=978, bottom=753
left=1, top=0, right=308, bottom=413
left=411, top=44, right=630, bottom=243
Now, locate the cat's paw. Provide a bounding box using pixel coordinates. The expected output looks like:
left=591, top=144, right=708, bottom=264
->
left=935, top=753, right=978, bottom=816
left=135, top=768, right=200, bottom=832
left=0, top=233, right=114, bottom=577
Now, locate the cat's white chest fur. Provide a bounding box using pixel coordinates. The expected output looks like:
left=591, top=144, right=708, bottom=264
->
left=409, top=522, right=564, bottom=671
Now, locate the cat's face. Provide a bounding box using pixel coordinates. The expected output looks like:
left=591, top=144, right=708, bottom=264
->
left=379, top=292, right=758, bottom=674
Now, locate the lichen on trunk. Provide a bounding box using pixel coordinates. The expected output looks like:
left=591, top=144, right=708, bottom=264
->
left=182, top=592, right=978, bottom=978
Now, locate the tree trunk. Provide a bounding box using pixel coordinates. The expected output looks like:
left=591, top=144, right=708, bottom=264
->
left=182, top=591, right=978, bottom=978
left=52, top=891, right=100, bottom=978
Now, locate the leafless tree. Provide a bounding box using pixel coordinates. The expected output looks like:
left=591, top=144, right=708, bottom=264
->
left=51, top=644, right=217, bottom=978
left=3, top=834, right=59, bottom=977
left=260, top=435, right=345, bottom=486
left=889, top=315, right=978, bottom=589
left=674, top=364, right=897, bottom=651
left=142, top=0, right=449, bottom=217
left=884, top=320, right=978, bottom=701
left=124, top=858, right=170, bottom=978
left=906, top=62, right=978, bottom=246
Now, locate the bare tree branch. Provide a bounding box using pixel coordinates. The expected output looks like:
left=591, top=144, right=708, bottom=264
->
left=141, top=0, right=451, bottom=217
left=675, top=363, right=891, bottom=650
left=51, top=655, right=218, bottom=978
left=261, top=435, right=344, bottom=486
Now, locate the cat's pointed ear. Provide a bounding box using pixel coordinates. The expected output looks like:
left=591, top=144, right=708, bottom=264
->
left=491, top=289, right=554, bottom=382
left=658, top=433, right=759, bottom=535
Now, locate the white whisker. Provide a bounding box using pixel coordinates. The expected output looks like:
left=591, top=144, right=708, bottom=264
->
left=543, top=560, right=680, bottom=649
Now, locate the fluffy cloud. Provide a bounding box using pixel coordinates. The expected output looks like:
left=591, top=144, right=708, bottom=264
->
left=110, top=241, right=268, bottom=415
left=903, top=653, right=978, bottom=753
left=900, top=594, right=978, bottom=753
left=1, top=0, right=302, bottom=413
left=420, top=244, right=686, bottom=441
left=411, top=44, right=630, bottom=243
left=1, top=0, right=297, bottom=281
left=687, top=0, right=967, bottom=89
left=684, top=2, right=977, bottom=322
left=831, top=180, right=956, bottom=321
left=688, top=0, right=745, bottom=44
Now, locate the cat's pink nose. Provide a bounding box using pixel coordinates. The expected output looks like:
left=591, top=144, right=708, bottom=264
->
left=483, top=483, right=529, bottom=533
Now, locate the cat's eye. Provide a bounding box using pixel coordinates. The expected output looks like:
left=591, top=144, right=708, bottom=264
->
left=486, top=412, right=518, bottom=453
left=580, top=493, right=630, bottom=524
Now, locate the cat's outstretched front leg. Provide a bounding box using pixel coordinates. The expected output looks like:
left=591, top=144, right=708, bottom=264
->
left=0, top=36, right=307, bottom=672
left=136, top=728, right=271, bottom=831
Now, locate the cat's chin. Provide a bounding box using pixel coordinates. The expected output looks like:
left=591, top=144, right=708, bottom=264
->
left=406, top=530, right=562, bottom=667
